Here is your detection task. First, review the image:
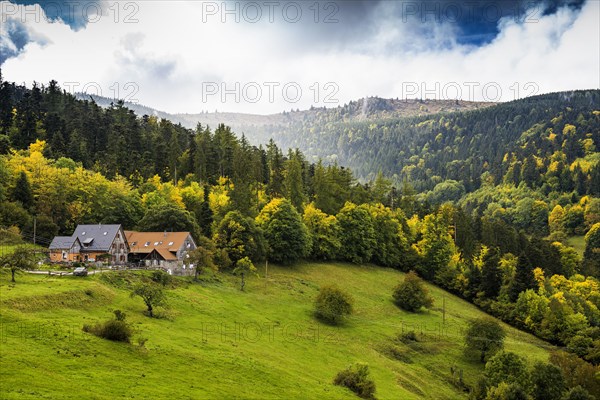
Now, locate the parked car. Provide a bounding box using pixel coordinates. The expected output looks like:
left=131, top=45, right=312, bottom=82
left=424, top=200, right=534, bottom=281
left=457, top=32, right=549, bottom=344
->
left=73, top=266, right=88, bottom=276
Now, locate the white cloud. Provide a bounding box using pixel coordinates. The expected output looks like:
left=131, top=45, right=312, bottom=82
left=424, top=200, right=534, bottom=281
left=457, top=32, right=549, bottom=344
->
left=1, top=0, right=598, bottom=114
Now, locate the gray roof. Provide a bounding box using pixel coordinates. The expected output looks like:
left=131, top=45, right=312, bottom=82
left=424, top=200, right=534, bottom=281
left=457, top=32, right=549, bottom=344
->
left=49, top=236, right=80, bottom=250
left=72, top=224, right=123, bottom=252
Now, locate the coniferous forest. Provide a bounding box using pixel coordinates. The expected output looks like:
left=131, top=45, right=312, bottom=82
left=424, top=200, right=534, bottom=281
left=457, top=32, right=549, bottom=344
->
left=2, top=74, right=600, bottom=397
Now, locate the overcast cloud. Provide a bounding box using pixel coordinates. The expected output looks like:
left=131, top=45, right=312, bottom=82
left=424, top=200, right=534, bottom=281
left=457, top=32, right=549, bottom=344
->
left=0, top=0, right=598, bottom=114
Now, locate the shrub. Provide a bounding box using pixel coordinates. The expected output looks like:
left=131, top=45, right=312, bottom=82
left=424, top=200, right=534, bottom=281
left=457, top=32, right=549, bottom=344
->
left=333, top=363, right=376, bottom=399
left=398, top=331, right=418, bottom=343
left=151, top=270, right=172, bottom=286
left=113, top=309, right=126, bottom=321
left=83, top=310, right=132, bottom=343
left=315, top=285, right=354, bottom=324
left=392, top=271, right=433, bottom=312
left=136, top=336, right=148, bottom=348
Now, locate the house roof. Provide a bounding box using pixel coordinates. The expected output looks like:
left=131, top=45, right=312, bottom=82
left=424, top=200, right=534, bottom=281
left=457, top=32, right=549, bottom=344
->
left=72, top=224, right=123, bottom=252
left=125, top=231, right=193, bottom=254
left=143, top=248, right=179, bottom=261
left=49, top=236, right=81, bottom=250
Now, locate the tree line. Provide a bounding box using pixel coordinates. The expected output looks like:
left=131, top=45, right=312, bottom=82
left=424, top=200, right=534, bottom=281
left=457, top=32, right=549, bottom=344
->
left=1, top=76, right=599, bottom=371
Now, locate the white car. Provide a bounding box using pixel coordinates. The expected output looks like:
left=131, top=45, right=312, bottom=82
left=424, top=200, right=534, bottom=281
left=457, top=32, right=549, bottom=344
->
left=73, top=266, right=88, bottom=276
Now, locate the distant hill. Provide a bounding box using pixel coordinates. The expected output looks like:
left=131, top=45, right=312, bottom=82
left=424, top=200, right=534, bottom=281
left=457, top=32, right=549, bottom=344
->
left=76, top=90, right=600, bottom=192
left=75, top=92, right=493, bottom=131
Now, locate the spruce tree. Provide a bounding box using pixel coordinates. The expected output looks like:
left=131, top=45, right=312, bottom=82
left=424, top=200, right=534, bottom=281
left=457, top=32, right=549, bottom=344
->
left=481, top=247, right=502, bottom=298
left=510, top=253, right=535, bottom=301
left=12, top=171, right=33, bottom=210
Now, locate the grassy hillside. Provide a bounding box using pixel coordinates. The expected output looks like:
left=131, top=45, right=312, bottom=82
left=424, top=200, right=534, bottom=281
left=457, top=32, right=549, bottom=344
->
left=567, top=235, right=587, bottom=257
left=0, top=263, right=554, bottom=399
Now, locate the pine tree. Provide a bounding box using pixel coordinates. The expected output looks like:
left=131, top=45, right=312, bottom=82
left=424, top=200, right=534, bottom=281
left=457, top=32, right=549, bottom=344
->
left=481, top=247, right=502, bottom=298
left=12, top=171, right=33, bottom=210
left=284, top=149, right=306, bottom=212
left=510, top=253, right=535, bottom=301
left=198, top=185, right=214, bottom=237
left=589, top=164, right=600, bottom=196
left=266, top=139, right=284, bottom=198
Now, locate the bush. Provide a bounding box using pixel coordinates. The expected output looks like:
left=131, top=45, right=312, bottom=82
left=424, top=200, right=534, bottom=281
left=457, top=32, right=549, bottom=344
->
left=113, top=309, right=126, bottom=321
left=83, top=310, right=132, bottom=343
left=151, top=270, right=172, bottom=286
left=333, top=363, right=376, bottom=399
left=392, top=271, right=433, bottom=312
left=315, top=285, right=354, bottom=324
left=398, top=331, right=418, bottom=343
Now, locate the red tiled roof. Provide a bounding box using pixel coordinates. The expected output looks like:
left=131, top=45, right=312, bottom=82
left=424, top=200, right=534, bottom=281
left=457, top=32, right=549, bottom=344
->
left=125, top=231, right=191, bottom=254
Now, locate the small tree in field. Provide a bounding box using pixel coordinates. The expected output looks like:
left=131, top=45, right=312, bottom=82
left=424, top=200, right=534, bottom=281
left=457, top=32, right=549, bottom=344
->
left=0, top=246, right=36, bottom=282
left=333, top=362, right=376, bottom=399
left=187, top=236, right=218, bottom=281
left=465, top=317, right=506, bottom=363
left=233, top=257, right=257, bottom=291
left=392, top=271, right=433, bottom=312
left=131, top=283, right=166, bottom=317
left=315, top=285, right=354, bottom=324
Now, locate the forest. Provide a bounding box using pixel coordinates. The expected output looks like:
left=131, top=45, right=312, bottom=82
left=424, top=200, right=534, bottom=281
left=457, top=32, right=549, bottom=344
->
left=1, top=74, right=600, bottom=398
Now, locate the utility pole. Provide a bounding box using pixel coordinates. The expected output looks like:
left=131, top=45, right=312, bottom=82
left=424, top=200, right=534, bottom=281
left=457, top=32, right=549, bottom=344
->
left=443, top=296, right=446, bottom=325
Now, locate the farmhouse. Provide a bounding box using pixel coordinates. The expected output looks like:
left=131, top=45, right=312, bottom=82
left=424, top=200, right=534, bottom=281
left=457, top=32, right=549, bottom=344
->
left=48, top=224, right=129, bottom=264
left=125, top=231, right=196, bottom=268
left=49, top=236, right=82, bottom=262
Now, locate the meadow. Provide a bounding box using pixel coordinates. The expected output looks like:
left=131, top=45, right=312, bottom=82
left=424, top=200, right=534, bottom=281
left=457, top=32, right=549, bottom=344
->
left=0, top=262, right=554, bottom=399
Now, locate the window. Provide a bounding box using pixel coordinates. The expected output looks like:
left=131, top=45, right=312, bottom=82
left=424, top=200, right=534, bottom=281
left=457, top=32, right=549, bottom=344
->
left=168, top=241, right=174, bottom=246
left=131, top=242, right=137, bottom=246
left=62, top=251, right=67, bottom=260
left=103, top=232, right=107, bottom=236
left=144, top=242, right=150, bottom=247
left=154, top=242, right=159, bottom=246
left=82, top=231, right=86, bottom=235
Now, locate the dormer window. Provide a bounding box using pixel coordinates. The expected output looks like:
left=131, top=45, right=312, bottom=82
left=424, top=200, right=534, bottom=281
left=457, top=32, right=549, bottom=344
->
left=168, top=241, right=174, bottom=246
left=154, top=242, right=159, bottom=246
left=131, top=242, right=137, bottom=246
left=144, top=242, right=150, bottom=247
left=103, top=232, right=107, bottom=236
left=82, top=231, right=86, bottom=235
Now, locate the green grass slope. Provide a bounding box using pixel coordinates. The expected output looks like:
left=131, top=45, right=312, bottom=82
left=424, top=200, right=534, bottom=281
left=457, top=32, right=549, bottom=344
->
left=0, top=263, right=554, bottom=399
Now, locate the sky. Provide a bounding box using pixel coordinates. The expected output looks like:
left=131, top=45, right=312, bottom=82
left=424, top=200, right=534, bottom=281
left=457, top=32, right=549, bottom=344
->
left=0, top=0, right=598, bottom=114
